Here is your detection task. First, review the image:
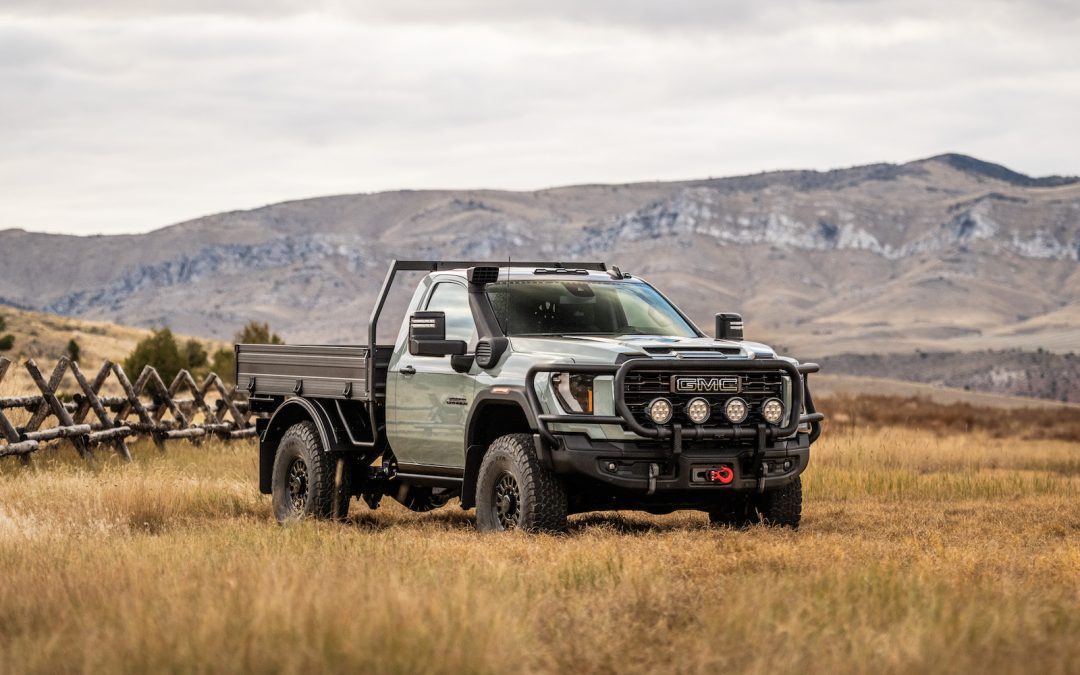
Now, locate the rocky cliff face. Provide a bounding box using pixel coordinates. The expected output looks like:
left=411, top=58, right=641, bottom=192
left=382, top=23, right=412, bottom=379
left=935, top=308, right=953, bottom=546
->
left=1, top=154, right=1077, bottom=364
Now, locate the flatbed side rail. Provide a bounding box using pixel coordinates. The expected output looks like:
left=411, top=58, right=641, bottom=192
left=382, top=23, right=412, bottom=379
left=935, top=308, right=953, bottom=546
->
left=525, top=359, right=824, bottom=447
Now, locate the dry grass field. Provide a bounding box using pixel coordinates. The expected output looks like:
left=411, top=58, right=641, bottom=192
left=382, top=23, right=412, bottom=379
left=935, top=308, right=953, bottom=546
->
left=0, top=397, right=1077, bottom=674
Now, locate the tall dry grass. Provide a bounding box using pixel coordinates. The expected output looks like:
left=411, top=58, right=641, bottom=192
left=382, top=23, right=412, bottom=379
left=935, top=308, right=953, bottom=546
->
left=0, top=408, right=1077, bottom=674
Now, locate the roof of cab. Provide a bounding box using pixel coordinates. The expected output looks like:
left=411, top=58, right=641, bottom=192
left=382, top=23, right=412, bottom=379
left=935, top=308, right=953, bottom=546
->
left=435, top=266, right=637, bottom=282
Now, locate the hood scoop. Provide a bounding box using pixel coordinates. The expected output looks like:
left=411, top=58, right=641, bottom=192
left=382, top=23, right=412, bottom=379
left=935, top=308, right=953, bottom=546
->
left=643, top=346, right=741, bottom=357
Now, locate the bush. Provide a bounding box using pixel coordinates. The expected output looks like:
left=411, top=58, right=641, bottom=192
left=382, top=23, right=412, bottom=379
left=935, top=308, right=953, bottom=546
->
left=183, top=339, right=208, bottom=372
left=236, top=321, right=284, bottom=345
left=124, top=328, right=187, bottom=384
left=210, top=321, right=285, bottom=385
left=0, top=334, right=13, bottom=352
left=66, top=338, right=81, bottom=363
left=0, top=314, right=6, bottom=332
left=211, top=348, right=235, bottom=384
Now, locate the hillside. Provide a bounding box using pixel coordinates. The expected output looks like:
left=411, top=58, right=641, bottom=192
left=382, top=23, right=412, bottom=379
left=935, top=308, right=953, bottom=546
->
left=0, top=306, right=228, bottom=372
left=818, top=350, right=1080, bottom=403
left=1, top=154, right=1077, bottom=403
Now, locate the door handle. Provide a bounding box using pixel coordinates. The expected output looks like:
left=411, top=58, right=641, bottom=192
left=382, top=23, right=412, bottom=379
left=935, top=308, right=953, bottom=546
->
left=399, top=365, right=416, bottom=375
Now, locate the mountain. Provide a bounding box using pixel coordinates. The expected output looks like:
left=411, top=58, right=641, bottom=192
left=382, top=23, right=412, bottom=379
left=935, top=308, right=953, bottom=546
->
left=2, top=154, right=1078, bottom=366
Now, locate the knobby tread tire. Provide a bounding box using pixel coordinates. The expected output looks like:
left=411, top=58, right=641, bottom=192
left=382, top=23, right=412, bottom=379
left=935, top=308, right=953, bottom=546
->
left=756, top=476, right=802, bottom=529
left=707, top=494, right=760, bottom=529
left=708, top=476, right=802, bottom=530
left=272, top=421, right=350, bottom=523
left=475, top=433, right=568, bottom=533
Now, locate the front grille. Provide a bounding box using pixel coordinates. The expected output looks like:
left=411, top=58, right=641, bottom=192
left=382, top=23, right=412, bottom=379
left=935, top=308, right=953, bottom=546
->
left=623, top=370, right=785, bottom=428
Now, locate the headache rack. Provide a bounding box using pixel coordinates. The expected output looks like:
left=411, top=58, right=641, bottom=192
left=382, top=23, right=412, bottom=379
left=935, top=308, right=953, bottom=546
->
left=525, top=358, right=824, bottom=452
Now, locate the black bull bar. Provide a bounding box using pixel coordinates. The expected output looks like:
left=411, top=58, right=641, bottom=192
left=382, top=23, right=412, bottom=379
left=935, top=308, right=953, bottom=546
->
left=525, top=358, right=824, bottom=450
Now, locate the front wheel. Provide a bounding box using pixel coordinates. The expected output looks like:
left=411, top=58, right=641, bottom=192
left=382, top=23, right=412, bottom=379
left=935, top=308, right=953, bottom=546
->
left=271, top=421, right=350, bottom=523
left=475, top=433, right=567, bottom=533
left=707, top=477, right=802, bottom=530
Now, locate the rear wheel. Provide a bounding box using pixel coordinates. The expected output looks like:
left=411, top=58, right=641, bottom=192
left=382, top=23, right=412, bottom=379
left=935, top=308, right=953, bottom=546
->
left=475, top=433, right=567, bottom=533
left=271, top=421, right=350, bottom=523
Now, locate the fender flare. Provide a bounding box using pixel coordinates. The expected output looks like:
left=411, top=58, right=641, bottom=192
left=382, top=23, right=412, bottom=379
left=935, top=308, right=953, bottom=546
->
left=460, top=386, right=544, bottom=509
left=258, top=397, right=341, bottom=494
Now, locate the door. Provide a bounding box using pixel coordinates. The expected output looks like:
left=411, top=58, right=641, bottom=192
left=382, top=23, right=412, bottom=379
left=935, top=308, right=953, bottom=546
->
left=386, top=281, right=477, bottom=469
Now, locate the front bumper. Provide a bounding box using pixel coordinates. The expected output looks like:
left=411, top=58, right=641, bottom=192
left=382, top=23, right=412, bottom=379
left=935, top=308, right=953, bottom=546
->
left=547, top=431, right=810, bottom=493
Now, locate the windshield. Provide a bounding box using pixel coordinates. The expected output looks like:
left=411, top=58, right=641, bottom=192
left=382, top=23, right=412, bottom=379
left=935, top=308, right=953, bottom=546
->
left=486, top=280, right=699, bottom=337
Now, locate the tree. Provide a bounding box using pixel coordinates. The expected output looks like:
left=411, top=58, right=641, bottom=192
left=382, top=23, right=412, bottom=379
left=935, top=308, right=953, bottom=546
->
left=210, top=321, right=285, bottom=385
left=0, top=315, right=11, bottom=352
left=124, top=328, right=186, bottom=384
left=236, top=321, right=284, bottom=346
left=183, top=339, right=208, bottom=372
left=211, top=348, right=235, bottom=385
left=66, top=338, right=81, bottom=363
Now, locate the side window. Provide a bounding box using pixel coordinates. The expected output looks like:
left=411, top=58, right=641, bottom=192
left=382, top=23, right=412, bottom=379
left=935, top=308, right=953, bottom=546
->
left=425, top=283, right=476, bottom=344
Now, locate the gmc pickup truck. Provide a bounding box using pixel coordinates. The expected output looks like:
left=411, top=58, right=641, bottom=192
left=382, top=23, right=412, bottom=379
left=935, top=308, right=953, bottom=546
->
left=237, top=260, right=823, bottom=532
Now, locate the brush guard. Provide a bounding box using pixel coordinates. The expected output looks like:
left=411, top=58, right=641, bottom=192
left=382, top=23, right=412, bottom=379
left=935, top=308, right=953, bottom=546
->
left=525, top=358, right=824, bottom=453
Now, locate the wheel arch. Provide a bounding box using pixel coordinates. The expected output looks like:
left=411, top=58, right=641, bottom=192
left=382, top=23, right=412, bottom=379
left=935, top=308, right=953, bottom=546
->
left=259, top=397, right=339, bottom=494
left=461, top=387, right=541, bottom=509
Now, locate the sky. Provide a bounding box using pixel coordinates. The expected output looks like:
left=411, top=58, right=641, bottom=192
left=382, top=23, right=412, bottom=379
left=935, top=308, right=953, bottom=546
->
left=1, top=0, right=1078, bottom=235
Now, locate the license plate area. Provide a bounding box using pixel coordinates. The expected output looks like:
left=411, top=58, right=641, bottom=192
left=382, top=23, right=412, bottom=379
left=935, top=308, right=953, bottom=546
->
left=691, top=464, right=736, bottom=485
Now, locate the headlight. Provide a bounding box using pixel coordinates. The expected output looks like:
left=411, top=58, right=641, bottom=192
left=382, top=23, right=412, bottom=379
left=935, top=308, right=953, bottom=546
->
left=761, top=398, right=785, bottom=425
left=552, top=373, right=595, bottom=414
left=724, top=397, right=748, bottom=424
left=647, top=398, right=673, bottom=424
left=685, top=397, right=711, bottom=424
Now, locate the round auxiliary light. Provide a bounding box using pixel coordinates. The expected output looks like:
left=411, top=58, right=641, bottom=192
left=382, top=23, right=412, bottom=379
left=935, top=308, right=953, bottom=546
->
left=647, top=398, right=673, bottom=425
left=761, top=398, right=785, bottom=425
left=685, top=397, right=711, bottom=425
left=724, top=397, right=749, bottom=424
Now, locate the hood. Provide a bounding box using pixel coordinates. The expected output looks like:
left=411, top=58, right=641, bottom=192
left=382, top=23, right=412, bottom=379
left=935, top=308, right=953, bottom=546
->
left=508, top=334, right=777, bottom=364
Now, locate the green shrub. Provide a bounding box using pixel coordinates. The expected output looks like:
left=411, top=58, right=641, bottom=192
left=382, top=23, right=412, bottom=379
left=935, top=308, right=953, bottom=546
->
left=124, top=328, right=186, bottom=383
left=0, top=334, right=13, bottom=352
left=66, top=338, right=81, bottom=363
left=236, top=321, right=283, bottom=345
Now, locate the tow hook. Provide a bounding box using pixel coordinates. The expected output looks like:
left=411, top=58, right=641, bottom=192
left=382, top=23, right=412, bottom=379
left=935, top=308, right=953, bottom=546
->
left=647, top=462, right=660, bottom=495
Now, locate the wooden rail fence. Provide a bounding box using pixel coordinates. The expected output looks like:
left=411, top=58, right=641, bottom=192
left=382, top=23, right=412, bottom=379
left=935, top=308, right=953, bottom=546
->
left=0, top=356, right=254, bottom=461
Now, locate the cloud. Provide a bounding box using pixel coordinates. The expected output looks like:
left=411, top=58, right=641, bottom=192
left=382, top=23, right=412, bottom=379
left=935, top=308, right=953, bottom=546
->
left=0, top=1, right=1077, bottom=234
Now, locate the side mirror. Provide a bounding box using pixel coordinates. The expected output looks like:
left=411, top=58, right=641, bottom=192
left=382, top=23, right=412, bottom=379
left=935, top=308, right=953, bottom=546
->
left=715, top=313, right=744, bottom=341
left=409, top=312, right=467, bottom=357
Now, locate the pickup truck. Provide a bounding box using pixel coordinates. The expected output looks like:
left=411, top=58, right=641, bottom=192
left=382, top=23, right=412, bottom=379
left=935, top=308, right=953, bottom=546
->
left=237, top=260, right=823, bottom=532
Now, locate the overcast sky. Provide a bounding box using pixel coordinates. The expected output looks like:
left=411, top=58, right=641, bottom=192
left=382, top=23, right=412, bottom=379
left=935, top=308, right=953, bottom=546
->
left=1, top=1, right=1078, bottom=235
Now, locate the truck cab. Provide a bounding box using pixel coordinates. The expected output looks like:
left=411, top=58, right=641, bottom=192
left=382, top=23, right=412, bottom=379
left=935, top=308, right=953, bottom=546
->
left=238, top=260, right=823, bottom=532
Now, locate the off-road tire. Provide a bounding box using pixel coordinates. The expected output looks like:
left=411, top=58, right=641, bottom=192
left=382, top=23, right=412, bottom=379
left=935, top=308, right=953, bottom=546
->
left=707, top=494, right=761, bottom=529
left=755, top=476, right=802, bottom=529
left=475, top=433, right=567, bottom=533
left=708, top=477, right=802, bottom=529
left=271, top=421, right=350, bottom=523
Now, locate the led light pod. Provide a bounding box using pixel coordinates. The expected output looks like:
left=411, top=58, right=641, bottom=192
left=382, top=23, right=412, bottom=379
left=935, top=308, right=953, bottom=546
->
left=685, top=397, right=711, bottom=424
left=647, top=398, right=673, bottom=424
left=761, top=398, right=785, bottom=425
left=724, top=397, right=749, bottom=424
